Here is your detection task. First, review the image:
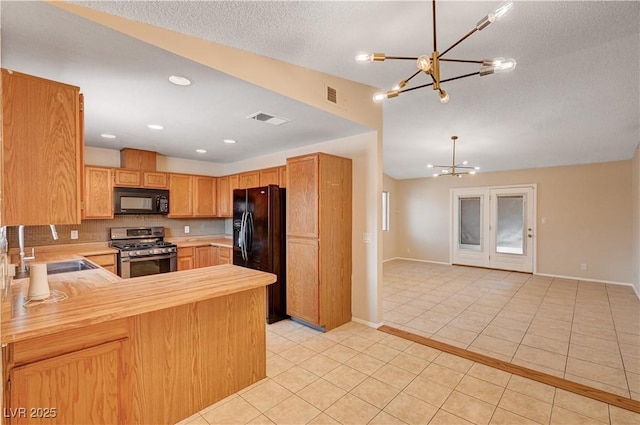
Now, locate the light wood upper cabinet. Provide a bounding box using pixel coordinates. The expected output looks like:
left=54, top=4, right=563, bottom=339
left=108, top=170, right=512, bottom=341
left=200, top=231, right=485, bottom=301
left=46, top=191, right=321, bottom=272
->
left=238, top=171, right=259, bottom=189
left=168, top=174, right=217, bottom=218
left=168, top=174, right=193, bottom=217
left=194, top=176, right=217, bottom=217
left=83, top=166, right=113, bottom=219
left=114, top=169, right=141, bottom=187
left=259, top=168, right=279, bottom=186
left=143, top=172, right=168, bottom=189
left=120, top=148, right=157, bottom=170
left=114, top=169, right=167, bottom=189
left=278, top=166, right=287, bottom=188
left=2, top=69, right=83, bottom=226
left=217, top=176, right=232, bottom=217
left=286, top=153, right=352, bottom=331
left=286, top=155, right=319, bottom=238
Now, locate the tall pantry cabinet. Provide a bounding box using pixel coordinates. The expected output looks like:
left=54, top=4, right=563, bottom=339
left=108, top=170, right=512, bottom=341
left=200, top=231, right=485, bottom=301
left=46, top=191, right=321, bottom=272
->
left=286, top=153, right=352, bottom=331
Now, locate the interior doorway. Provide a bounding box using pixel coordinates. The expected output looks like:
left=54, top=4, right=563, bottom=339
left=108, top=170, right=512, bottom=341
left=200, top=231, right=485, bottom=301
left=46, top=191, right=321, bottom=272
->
left=451, top=185, right=536, bottom=273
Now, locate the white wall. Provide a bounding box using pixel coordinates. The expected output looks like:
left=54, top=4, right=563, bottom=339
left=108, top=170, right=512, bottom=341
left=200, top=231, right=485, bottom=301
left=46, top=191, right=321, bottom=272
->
left=632, top=145, right=640, bottom=296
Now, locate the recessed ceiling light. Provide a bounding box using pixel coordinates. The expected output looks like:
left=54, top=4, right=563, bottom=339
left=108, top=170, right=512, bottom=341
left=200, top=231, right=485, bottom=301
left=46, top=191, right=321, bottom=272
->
left=196, top=149, right=207, bottom=154
left=101, top=133, right=116, bottom=139
left=147, top=124, right=164, bottom=130
left=223, top=139, right=237, bottom=144
left=169, top=75, right=192, bottom=86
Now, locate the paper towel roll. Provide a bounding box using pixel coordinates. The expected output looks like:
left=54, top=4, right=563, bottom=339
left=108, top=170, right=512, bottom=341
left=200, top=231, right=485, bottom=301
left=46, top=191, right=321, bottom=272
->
left=28, top=263, right=50, bottom=300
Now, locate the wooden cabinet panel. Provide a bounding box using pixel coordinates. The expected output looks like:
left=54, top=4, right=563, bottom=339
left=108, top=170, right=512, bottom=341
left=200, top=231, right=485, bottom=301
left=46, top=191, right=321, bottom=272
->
left=278, top=166, right=287, bottom=188
left=286, top=153, right=352, bottom=331
left=217, top=176, right=232, bottom=217
left=195, top=246, right=219, bottom=268
left=114, top=169, right=141, bottom=187
left=238, top=171, right=259, bottom=189
left=286, top=238, right=319, bottom=324
left=177, top=247, right=194, bottom=271
left=2, top=69, right=82, bottom=226
left=10, top=340, right=124, bottom=425
left=168, top=174, right=193, bottom=217
left=259, top=168, right=279, bottom=186
left=85, top=253, right=116, bottom=268
left=120, top=148, right=156, bottom=170
left=286, top=155, right=319, bottom=238
left=218, top=247, right=231, bottom=265
left=194, top=176, right=217, bottom=217
left=143, top=172, right=168, bottom=189
left=83, top=166, right=113, bottom=219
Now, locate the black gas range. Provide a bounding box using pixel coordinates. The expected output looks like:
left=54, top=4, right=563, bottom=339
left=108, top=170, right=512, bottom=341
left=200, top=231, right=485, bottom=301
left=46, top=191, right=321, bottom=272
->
left=109, top=227, right=177, bottom=278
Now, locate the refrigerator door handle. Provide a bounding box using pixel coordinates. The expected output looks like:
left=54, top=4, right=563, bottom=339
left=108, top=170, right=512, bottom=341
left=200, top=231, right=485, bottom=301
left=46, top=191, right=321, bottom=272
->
left=247, top=212, right=254, bottom=254
left=239, top=211, right=247, bottom=261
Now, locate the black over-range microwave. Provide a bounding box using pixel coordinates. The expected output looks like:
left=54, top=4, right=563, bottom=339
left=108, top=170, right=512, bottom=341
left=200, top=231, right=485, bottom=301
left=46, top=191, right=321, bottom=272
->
left=114, top=187, right=169, bottom=215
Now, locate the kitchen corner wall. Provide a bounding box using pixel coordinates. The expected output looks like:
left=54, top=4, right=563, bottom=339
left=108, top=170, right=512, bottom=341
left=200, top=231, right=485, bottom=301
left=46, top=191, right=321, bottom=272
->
left=632, top=145, right=640, bottom=296
left=5, top=216, right=226, bottom=247
left=383, top=174, right=399, bottom=261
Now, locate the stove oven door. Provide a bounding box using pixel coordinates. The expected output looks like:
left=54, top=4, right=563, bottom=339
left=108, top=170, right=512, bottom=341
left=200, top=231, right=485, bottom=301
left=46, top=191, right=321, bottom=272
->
left=119, top=253, right=177, bottom=278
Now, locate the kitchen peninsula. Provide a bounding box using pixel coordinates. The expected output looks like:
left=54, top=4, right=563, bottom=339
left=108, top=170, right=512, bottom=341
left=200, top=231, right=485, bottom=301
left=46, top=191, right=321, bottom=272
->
left=2, top=264, right=275, bottom=424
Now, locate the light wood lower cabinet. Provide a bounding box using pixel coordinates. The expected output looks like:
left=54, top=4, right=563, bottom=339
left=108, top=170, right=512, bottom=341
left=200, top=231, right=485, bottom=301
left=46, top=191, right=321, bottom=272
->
left=195, top=246, right=218, bottom=268
left=218, top=247, right=231, bottom=265
left=84, top=253, right=117, bottom=275
left=178, top=247, right=194, bottom=271
left=286, top=238, right=319, bottom=324
left=9, top=340, right=125, bottom=425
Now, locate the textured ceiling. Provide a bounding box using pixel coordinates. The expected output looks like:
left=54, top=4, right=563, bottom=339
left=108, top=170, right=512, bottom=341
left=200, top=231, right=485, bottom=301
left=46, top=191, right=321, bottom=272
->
left=3, top=1, right=640, bottom=179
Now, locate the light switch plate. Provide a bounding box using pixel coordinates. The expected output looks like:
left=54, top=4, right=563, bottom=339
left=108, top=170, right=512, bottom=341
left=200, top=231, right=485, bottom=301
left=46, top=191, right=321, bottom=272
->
left=70, top=230, right=79, bottom=240
left=184, top=226, right=190, bottom=234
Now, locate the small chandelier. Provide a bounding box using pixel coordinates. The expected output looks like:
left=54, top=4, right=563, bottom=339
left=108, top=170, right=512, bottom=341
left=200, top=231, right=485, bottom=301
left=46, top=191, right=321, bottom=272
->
left=428, top=136, right=480, bottom=177
left=355, top=1, right=516, bottom=104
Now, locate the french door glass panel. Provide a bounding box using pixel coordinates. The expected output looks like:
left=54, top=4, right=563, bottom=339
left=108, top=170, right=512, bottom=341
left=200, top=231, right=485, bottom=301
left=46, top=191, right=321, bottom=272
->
left=459, top=197, right=482, bottom=251
left=495, top=195, right=525, bottom=255
left=452, top=186, right=535, bottom=273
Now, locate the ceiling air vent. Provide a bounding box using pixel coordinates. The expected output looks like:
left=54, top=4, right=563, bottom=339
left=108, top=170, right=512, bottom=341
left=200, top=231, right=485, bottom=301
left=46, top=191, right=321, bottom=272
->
left=327, top=86, right=337, bottom=104
left=246, top=111, right=290, bottom=126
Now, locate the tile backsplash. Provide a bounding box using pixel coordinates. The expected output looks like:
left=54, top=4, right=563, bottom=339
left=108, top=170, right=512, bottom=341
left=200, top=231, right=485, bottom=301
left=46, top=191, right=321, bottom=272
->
left=6, top=216, right=227, bottom=247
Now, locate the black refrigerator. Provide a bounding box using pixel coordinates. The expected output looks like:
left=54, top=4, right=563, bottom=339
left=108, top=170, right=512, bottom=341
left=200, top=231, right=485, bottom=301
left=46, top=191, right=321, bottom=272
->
left=233, top=185, right=287, bottom=324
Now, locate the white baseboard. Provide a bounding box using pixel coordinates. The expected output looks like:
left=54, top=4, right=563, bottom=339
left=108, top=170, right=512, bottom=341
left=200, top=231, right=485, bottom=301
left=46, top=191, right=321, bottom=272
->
left=535, top=272, right=639, bottom=299
left=393, top=257, right=451, bottom=266
left=351, top=316, right=384, bottom=329
left=382, top=257, right=400, bottom=263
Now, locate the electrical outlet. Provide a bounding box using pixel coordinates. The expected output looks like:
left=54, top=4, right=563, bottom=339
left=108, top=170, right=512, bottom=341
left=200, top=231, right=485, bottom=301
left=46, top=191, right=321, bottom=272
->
left=580, top=263, right=587, bottom=271
left=184, top=226, right=190, bottom=234
left=70, top=230, right=78, bottom=240
left=363, top=233, right=372, bottom=244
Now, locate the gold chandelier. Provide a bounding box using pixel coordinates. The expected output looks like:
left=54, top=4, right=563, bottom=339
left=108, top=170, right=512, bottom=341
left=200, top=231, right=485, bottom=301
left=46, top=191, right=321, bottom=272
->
left=428, top=136, right=479, bottom=177
left=355, top=1, right=516, bottom=104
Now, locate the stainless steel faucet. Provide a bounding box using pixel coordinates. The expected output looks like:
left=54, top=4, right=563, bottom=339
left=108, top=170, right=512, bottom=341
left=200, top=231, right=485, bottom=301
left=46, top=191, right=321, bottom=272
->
left=17, top=225, right=35, bottom=275
left=17, top=224, right=59, bottom=275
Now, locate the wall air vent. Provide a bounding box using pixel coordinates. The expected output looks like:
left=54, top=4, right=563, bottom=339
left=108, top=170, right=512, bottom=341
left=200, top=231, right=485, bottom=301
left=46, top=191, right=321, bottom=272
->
left=327, top=86, right=337, bottom=104
left=246, top=111, right=290, bottom=126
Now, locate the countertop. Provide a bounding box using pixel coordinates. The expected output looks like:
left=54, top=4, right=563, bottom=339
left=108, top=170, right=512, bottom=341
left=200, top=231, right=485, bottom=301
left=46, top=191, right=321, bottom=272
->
left=2, top=264, right=275, bottom=344
left=167, top=235, right=233, bottom=249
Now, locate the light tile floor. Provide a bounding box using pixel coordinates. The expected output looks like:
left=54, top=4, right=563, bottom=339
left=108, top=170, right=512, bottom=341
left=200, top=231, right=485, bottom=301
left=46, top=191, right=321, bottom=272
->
left=382, top=260, right=640, bottom=400
left=178, top=319, right=640, bottom=425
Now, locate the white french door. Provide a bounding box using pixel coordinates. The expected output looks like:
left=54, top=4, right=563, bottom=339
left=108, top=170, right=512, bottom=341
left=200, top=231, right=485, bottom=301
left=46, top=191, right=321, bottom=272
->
left=452, top=185, right=535, bottom=273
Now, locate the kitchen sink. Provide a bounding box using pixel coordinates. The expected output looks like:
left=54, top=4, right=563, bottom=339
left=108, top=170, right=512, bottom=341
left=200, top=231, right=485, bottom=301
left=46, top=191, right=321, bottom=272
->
left=46, top=259, right=98, bottom=275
